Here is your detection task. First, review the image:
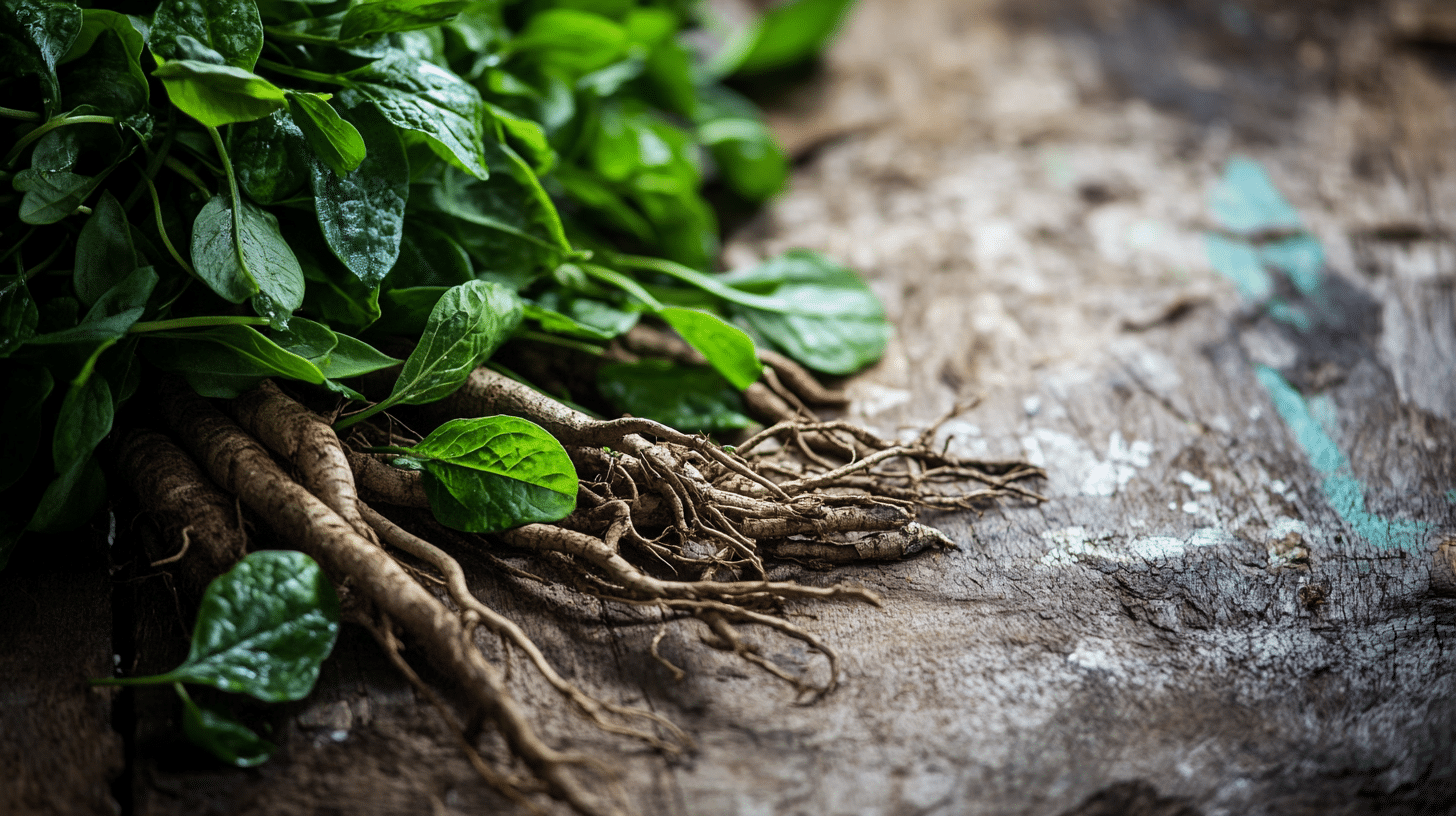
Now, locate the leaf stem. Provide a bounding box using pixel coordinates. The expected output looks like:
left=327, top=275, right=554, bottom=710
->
left=143, top=175, right=198, bottom=277
left=258, top=59, right=356, bottom=88
left=163, top=156, right=213, bottom=197
left=333, top=400, right=389, bottom=431
left=129, top=315, right=270, bottom=333
left=514, top=328, right=606, bottom=356
left=610, top=253, right=788, bottom=311
left=4, top=114, right=119, bottom=168
left=579, top=264, right=664, bottom=311
left=0, top=106, right=42, bottom=122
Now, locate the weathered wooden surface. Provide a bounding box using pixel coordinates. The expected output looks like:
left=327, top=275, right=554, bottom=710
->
left=7, top=0, right=1456, bottom=814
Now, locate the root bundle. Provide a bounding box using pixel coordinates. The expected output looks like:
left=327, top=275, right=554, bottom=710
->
left=125, top=358, right=1042, bottom=815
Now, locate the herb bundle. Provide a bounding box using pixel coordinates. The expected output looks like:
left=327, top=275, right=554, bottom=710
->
left=1, top=0, right=1040, bottom=811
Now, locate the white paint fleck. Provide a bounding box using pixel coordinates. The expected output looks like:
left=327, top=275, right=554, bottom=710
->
left=330, top=730, right=349, bottom=742
left=852, top=384, right=912, bottom=418
left=1127, top=536, right=1188, bottom=560
left=1038, top=527, right=1119, bottom=566
left=1269, top=478, right=1289, bottom=496
left=1178, top=470, right=1213, bottom=493
left=1168, top=501, right=1178, bottom=510
left=1248, top=405, right=1263, bottom=421
left=1182, top=501, right=1201, bottom=514
left=1130, top=518, right=1147, bottom=528
left=1023, top=395, right=1042, bottom=416
left=1209, top=414, right=1232, bottom=434
left=1041, top=526, right=1233, bottom=566
left=1080, top=431, right=1154, bottom=497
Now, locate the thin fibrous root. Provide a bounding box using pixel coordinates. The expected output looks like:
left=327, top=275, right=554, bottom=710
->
left=230, top=379, right=379, bottom=546
left=118, top=428, right=248, bottom=602
left=498, top=523, right=882, bottom=608
left=156, top=378, right=615, bottom=816
left=359, top=502, right=692, bottom=755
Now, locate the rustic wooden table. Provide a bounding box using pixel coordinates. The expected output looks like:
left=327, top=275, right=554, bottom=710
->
left=6, top=1, right=1455, bottom=814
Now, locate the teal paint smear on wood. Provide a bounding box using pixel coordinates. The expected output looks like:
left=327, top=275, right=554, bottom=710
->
left=1205, top=233, right=1272, bottom=300
left=1255, top=365, right=1431, bottom=551
left=1259, top=235, right=1325, bottom=297
left=1208, top=157, right=1303, bottom=234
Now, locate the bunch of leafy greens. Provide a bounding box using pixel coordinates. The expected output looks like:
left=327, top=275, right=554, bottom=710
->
left=2, top=0, right=874, bottom=765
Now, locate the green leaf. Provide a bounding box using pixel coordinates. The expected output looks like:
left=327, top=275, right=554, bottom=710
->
left=154, top=59, right=286, bottom=128
left=0, top=367, right=55, bottom=492
left=715, top=0, right=854, bottom=77
left=150, top=0, right=264, bottom=71
left=231, top=110, right=310, bottom=204
left=406, top=416, right=577, bottom=533
left=514, top=8, right=627, bottom=78
left=108, top=551, right=340, bottom=702
left=698, top=117, right=787, bottom=202
left=0, top=0, right=83, bottom=114
left=0, top=279, right=41, bottom=357
left=658, top=307, right=761, bottom=390
left=287, top=92, right=366, bottom=177
left=190, top=193, right=306, bottom=325
left=29, top=375, right=112, bottom=532
left=309, top=102, right=406, bottom=286
left=598, top=360, right=752, bottom=434
left=388, top=219, right=473, bottom=289
left=57, top=10, right=150, bottom=117
left=74, top=190, right=138, bottom=307
left=300, top=254, right=381, bottom=332
left=177, top=685, right=276, bottom=768
left=30, top=265, right=157, bottom=346
left=145, top=324, right=326, bottom=397
left=269, top=316, right=398, bottom=379
left=387, top=280, right=521, bottom=405
left=13, top=167, right=101, bottom=225
left=722, top=249, right=890, bottom=375
left=338, top=0, right=467, bottom=42
left=349, top=50, right=490, bottom=179
left=522, top=296, right=638, bottom=342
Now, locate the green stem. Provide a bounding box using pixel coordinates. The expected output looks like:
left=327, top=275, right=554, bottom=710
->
left=579, top=263, right=664, bottom=311
left=258, top=59, right=356, bottom=88
left=4, top=114, right=118, bottom=168
left=334, top=400, right=391, bottom=431
left=514, top=328, right=606, bottom=356
left=129, top=315, right=269, bottom=333
left=143, top=175, right=197, bottom=277
left=163, top=156, right=213, bottom=198
left=609, top=253, right=788, bottom=311
left=0, top=106, right=41, bottom=122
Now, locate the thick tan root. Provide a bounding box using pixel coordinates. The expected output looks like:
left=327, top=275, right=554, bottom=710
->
left=156, top=379, right=614, bottom=816
left=359, top=502, right=692, bottom=754
left=118, top=428, right=249, bottom=603
left=230, top=379, right=379, bottom=546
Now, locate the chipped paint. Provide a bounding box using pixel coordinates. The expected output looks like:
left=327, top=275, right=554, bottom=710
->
left=1040, top=526, right=1233, bottom=566
left=1178, top=471, right=1213, bottom=493
left=1256, top=366, right=1431, bottom=551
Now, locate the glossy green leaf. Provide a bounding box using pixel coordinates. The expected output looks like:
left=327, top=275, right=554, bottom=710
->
left=287, top=92, right=366, bottom=177
left=715, top=0, right=854, bottom=76
left=30, top=265, right=157, bottom=345
left=699, top=117, right=787, bottom=202
left=150, top=0, right=264, bottom=70
left=190, top=193, right=306, bottom=325
left=58, top=11, right=149, bottom=116
left=154, top=59, right=286, bottom=128
left=406, top=416, right=577, bottom=532
left=598, top=360, right=752, bottom=434
left=349, top=50, right=490, bottom=179
left=270, top=316, right=398, bottom=379
left=338, top=0, right=467, bottom=42
left=386, top=280, right=522, bottom=405
left=0, top=0, right=83, bottom=113
left=658, top=306, right=761, bottom=390
left=523, top=296, right=638, bottom=342
left=309, top=102, right=406, bottom=286
left=0, top=367, right=55, bottom=492
left=177, top=685, right=276, bottom=768
left=145, top=324, right=326, bottom=397
left=29, top=455, right=105, bottom=533
left=104, top=550, right=340, bottom=702
left=232, top=110, right=310, bottom=204
left=722, top=249, right=890, bottom=375
left=74, top=190, right=138, bottom=307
